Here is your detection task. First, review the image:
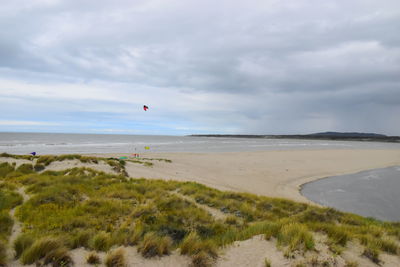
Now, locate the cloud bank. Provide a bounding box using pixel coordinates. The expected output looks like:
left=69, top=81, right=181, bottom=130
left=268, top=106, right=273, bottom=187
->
left=1, top=0, right=399, bottom=135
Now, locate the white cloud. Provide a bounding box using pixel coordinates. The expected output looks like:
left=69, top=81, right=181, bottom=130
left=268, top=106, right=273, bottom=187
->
left=0, top=120, right=60, bottom=126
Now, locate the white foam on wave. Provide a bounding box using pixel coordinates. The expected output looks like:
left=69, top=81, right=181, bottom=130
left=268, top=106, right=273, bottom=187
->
left=327, top=189, right=346, bottom=193
left=360, top=174, right=381, bottom=180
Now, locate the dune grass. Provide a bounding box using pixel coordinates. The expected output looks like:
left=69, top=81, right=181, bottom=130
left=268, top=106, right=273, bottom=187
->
left=0, top=241, right=7, bottom=266
left=0, top=184, right=23, bottom=242
left=105, top=248, right=126, bottom=267
left=86, top=251, right=101, bottom=265
left=1, top=154, right=400, bottom=266
left=13, top=233, right=34, bottom=259
left=20, top=236, right=71, bottom=265
left=0, top=152, right=34, bottom=160
left=138, top=232, right=173, bottom=258
left=277, top=223, right=314, bottom=253
left=140, top=157, right=172, bottom=163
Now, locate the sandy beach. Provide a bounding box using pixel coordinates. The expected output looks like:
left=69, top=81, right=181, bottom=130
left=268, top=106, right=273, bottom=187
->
left=89, top=149, right=400, bottom=204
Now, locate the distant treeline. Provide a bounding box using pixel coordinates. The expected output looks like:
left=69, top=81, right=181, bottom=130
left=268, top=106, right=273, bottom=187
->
left=190, top=132, right=400, bottom=143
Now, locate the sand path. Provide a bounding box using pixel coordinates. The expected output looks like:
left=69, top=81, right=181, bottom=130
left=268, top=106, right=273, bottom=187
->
left=7, top=186, right=31, bottom=265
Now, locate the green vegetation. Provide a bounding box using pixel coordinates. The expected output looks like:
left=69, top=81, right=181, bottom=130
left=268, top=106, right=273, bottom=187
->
left=0, top=152, right=34, bottom=160
left=0, top=180, right=23, bottom=242
left=138, top=232, right=172, bottom=258
left=0, top=241, right=7, bottom=266
left=0, top=154, right=400, bottom=266
left=345, top=260, right=359, bottom=267
left=140, top=157, right=172, bottom=163
left=86, top=251, right=101, bottom=265
left=264, top=257, right=271, bottom=267
left=105, top=248, right=126, bottom=267
left=362, top=247, right=380, bottom=264
left=36, top=154, right=98, bottom=166
left=277, top=223, right=314, bottom=253
left=14, top=234, right=34, bottom=259
left=0, top=161, right=16, bottom=178
left=90, top=231, right=112, bottom=252
left=20, top=236, right=72, bottom=266
left=0, top=153, right=127, bottom=175
left=126, top=159, right=154, bottom=167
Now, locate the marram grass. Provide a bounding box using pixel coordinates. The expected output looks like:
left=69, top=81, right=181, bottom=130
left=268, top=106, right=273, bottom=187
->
left=105, top=248, right=126, bottom=267
left=0, top=155, right=399, bottom=266
left=138, top=232, right=173, bottom=258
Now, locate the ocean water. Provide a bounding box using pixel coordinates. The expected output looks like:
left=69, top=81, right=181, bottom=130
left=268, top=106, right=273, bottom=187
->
left=301, top=166, right=400, bottom=222
left=1, top=132, right=400, bottom=155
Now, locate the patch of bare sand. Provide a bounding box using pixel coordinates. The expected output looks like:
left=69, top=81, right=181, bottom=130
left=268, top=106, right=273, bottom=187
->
left=44, top=159, right=116, bottom=174
left=341, top=241, right=400, bottom=267
left=296, top=233, right=346, bottom=266
left=69, top=248, right=105, bottom=267
left=216, top=235, right=289, bottom=267
left=96, top=149, right=400, bottom=203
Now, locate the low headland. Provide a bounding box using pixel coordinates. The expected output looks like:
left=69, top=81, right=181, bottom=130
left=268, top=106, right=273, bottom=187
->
left=190, top=132, right=400, bottom=143
left=1, top=150, right=400, bottom=266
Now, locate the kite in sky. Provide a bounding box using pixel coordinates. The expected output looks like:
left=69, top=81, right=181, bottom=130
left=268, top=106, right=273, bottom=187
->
left=143, top=105, right=149, bottom=111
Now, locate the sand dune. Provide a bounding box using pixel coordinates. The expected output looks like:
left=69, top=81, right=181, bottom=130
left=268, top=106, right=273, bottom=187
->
left=3, top=149, right=400, bottom=266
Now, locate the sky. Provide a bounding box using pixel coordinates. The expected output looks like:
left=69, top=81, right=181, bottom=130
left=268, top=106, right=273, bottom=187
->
left=0, top=0, right=399, bottom=135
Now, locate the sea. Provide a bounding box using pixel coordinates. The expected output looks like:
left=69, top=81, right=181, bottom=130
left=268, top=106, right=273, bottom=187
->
left=301, top=167, right=400, bottom=222
left=1, top=132, right=400, bottom=155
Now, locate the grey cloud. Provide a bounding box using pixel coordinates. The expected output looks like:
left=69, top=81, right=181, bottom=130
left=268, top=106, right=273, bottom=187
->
left=1, top=0, right=400, bottom=134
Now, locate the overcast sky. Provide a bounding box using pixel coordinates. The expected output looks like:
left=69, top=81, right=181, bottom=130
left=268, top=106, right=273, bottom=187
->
left=1, top=0, right=399, bottom=135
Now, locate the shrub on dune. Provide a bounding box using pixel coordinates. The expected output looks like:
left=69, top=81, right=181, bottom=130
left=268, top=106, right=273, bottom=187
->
left=86, top=251, right=101, bottom=265
left=138, top=232, right=172, bottom=258
left=0, top=211, right=13, bottom=240
left=90, top=231, right=111, bottom=252
left=0, top=162, right=15, bottom=177
left=20, top=237, right=66, bottom=265
left=277, top=223, right=314, bottom=252
left=362, top=247, right=380, bottom=264
left=70, top=230, right=93, bottom=249
left=180, top=232, right=218, bottom=259
left=43, top=246, right=73, bottom=267
left=105, top=248, right=126, bottom=267
left=191, top=251, right=213, bottom=267
left=33, top=163, right=45, bottom=172
left=0, top=241, right=7, bottom=266
left=14, top=234, right=34, bottom=259
left=16, top=164, right=34, bottom=174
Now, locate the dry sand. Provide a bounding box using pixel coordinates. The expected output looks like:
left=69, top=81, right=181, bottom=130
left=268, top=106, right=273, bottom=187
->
left=94, top=149, right=400, bottom=203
